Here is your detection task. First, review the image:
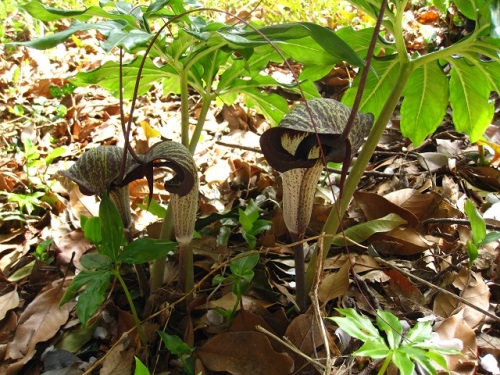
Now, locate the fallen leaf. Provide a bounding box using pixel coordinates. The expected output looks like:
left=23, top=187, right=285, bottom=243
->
left=355, top=191, right=419, bottom=226
left=6, top=279, right=73, bottom=362
left=452, top=268, right=490, bottom=328
left=434, top=268, right=490, bottom=328
left=0, top=284, right=19, bottom=320
left=435, top=310, right=477, bottom=374
left=371, top=226, right=431, bottom=255
left=284, top=313, right=323, bottom=371
left=384, top=269, right=424, bottom=303
left=318, top=259, right=350, bottom=305
left=99, top=342, right=134, bottom=375
left=196, top=331, right=293, bottom=375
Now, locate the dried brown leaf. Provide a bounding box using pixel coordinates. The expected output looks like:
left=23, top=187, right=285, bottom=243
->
left=196, top=331, right=293, bottom=375
left=434, top=269, right=490, bottom=328
left=0, top=284, right=19, bottom=320
left=452, top=268, right=490, bottom=328
left=284, top=313, right=323, bottom=370
left=435, top=310, right=477, bottom=374
left=99, top=342, right=134, bottom=375
left=6, top=280, right=73, bottom=361
left=318, top=259, right=350, bottom=305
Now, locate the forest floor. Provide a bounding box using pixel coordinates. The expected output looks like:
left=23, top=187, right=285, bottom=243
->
left=0, top=3, right=499, bottom=375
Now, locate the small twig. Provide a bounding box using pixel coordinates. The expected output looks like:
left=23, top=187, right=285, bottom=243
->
left=423, top=217, right=500, bottom=231
left=376, top=257, right=500, bottom=323
left=215, top=140, right=263, bottom=153
left=256, top=325, right=326, bottom=373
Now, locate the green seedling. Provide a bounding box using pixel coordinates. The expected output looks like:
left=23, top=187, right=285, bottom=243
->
left=238, top=199, right=272, bottom=250
left=34, top=237, right=54, bottom=263
left=329, top=308, right=461, bottom=375
left=158, top=331, right=195, bottom=375
left=464, top=199, right=500, bottom=267
left=213, top=252, right=260, bottom=322
left=60, top=193, right=177, bottom=344
left=3, top=140, right=66, bottom=215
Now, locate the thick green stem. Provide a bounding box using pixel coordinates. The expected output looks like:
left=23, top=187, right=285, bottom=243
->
left=189, top=93, right=214, bottom=154
left=115, top=270, right=146, bottom=346
left=151, top=203, right=174, bottom=292
left=305, top=62, right=414, bottom=292
left=180, top=69, right=190, bottom=148
left=377, top=351, right=393, bottom=375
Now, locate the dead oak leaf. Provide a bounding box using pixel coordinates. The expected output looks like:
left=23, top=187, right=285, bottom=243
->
left=6, top=279, right=73, bottom=362
left=196, top=331, right=293, bottom=375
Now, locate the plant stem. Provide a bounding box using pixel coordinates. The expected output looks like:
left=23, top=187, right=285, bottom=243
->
left=180, top=68, right=190, bottom=148
left=291, top=232, right=307, bottom=312
left=377, top=352, right=393, bottom=375
left=189, top=93, right=215, bottom=154
left=151, top=203, right=174, bottom=292
left=115, top=270, right=146, bottom=346
left=178, top=242, right=194, bottom=304
left=305, top=61, right=414, bottom=292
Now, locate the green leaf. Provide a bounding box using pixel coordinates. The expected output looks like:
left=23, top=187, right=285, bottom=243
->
left=60, top=270, right=97, bottom=305
left=21, top=0, right=138, bottom=24
left=118, top=238, right=177, bottom=264
left=230, top=253, right=260, bottom=276
left=342, top=56, right=401, bottom=119
left=243, top=88, right=289, bottom=125
left=392, top=350, right=414, bottom=375
left=76, top=271, right=110, bottom=328
left=331, top=213, right=407, bottom=246
left=80, top=253, right=112, bottom=270
left=134, top=357, right=151, bottom=375
left=424, top=351, right=451, bottom=371
left=354, top=339, right=391, bottom=359
left=454, top=0, right=478, bottom=20
left=376, top=310, right=403, bottom=350
left=480, top=231, right=500, bottom=245
left=158, top=331, right=193, bottom=356
left=83, top=217, right=102, bottom=244
left=329, top=308, right=380, bottom=341
left=448, top=57, right=495, bottom=142
left=336, top=27, right=377, bottom=57
left=400, top=346, right=438, bottom=375
left=239, top=200, right=260, bottom=230
left=11, top=20, right=128, bottom=50
left=100, top=29, right=152, bottom=52
left=71, top=57, right=177, bottom=98
left=45, top=147, right=66, bottom=165
left=136, top=197, right=167, bottom=218
left=241, top=232, right=257, bottom=250
left=404, top=321, right=432, bottom=345
left=99, top=193, right=125, bottom=261
left=464, top=199, right=486, bottom=244
left=401, top=61, right=449, bottom=146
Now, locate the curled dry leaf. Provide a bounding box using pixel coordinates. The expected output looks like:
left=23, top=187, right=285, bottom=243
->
left=196, top=331, right=293, bottom=375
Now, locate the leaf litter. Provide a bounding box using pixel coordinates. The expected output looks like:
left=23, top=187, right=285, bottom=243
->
left=0, top=4, right=499, bottom=375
